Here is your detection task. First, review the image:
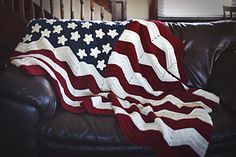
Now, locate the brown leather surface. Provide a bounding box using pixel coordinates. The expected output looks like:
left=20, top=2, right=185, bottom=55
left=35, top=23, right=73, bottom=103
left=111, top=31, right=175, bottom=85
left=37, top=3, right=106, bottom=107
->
left=167, top=21, right=236, bottom=89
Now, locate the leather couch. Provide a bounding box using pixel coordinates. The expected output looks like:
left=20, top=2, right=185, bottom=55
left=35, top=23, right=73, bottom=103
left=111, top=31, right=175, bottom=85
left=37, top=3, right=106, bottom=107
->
left=0, top=20, right=236, bottom=157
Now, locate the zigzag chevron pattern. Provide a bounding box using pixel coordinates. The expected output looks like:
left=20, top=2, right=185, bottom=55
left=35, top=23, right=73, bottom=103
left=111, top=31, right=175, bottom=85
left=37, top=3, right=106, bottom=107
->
left=10, top=19, right=219, bottom=157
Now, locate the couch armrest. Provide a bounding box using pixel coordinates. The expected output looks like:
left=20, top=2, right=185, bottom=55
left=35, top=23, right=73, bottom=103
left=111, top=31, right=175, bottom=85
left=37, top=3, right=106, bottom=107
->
left=0, top=65, right=58, bottom=155
left=0, top=65, right=58, bottom=119
left=209, top=44, right=236, bottom=113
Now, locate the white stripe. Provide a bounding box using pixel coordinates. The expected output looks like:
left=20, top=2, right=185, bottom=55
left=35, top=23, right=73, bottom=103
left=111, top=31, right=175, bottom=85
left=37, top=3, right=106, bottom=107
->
left=155, top=109, right=212, bottom=125
left=151, top=95, right=213, bottom=113
left=117, top=98, right=212, bottom=125
left=134, top=19, right=180, bottom=79
left=108, top=51, right=163, bottom=96
left=193, top=89, right=220, bottom=104
left=113, top=106, right=208, bottom=157
left=11, top=57, right=82, bottom=107
left=15, top=37, right=55, bottom=52
left=119, top=29, right=178, bottom=82
left=91, top=96, right=113, bottom=110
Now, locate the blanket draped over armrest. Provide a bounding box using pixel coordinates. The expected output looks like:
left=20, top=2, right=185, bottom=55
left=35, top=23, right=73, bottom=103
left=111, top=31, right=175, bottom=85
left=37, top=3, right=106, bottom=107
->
left=9, top=18, right=219, bottom=157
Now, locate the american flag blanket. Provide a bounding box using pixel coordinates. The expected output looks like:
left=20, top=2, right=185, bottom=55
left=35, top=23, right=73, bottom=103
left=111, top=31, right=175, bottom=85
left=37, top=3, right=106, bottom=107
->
left=9, top=18, right=219, bottom=157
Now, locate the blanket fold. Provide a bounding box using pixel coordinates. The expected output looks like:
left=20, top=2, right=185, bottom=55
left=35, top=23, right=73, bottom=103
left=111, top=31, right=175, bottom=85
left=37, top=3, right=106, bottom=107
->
left=9, top=18, right=219, bottom=157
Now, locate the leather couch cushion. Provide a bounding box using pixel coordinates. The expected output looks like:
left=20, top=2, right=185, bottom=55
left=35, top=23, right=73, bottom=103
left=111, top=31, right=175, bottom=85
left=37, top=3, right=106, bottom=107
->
left=167, top=21, right=236, bottom=89
left=207, top=105, right=236, bottom=154
left=38, top=110, right=153, bottom=156
left=210, top=105, right=236, bottom=144
left=0, top=66, right=57, bottom=119
left=38, top=110, right=126, bottom=144
left=38, top=105, right=236, bottom=155
left=208, top=46, right=236, bottom=113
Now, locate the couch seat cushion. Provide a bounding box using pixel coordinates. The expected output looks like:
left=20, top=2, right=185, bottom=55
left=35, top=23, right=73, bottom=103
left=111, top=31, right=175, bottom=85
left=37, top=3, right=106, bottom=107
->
left=207, top=105, right=236, bottom=154
left=37, top=110, right=153, bottom=156
left=38, top=105, right=236, bottom=155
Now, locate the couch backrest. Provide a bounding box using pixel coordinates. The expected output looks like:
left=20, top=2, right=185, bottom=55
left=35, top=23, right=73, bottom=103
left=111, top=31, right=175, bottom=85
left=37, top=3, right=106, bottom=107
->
left=166, top=21, right=236, bottom=89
